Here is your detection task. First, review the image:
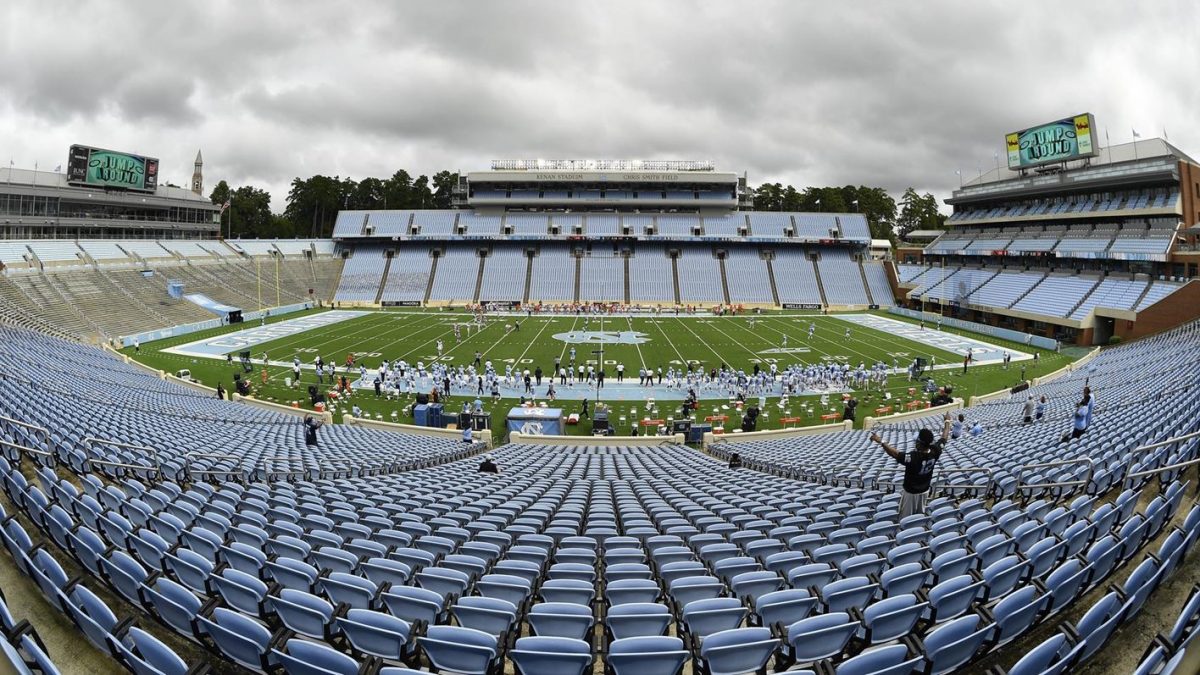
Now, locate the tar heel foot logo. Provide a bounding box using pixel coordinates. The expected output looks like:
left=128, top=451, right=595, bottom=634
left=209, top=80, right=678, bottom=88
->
left=519, top=421, right=545, bottom=435
left=553, top=331, right=650, bottom=345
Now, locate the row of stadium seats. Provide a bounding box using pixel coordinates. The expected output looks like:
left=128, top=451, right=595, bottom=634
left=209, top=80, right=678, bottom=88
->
left=471, top=188, right=737, bottom=203
left=1, top=406, right=1194, bottom=673
left=0, top=257, right=343, bottom=340
left=336, top=243, right=895, bottom=307
left=948, top=189, right=1180, bottom=222
left=0, top=238, right=333, bottom=270
left=714, top=318, right=1200, bottom=492
left=901, top=265, right=1183, bottom=318
left=0, top=588, right=61, bottom=674
left=332, top=210, right=873, bottom=241
left=925, top=225, right=1176, bottom=259
left=0, top=307, right=1198, bottom=672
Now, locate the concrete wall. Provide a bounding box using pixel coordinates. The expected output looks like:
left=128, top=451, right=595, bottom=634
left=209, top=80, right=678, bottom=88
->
left=509, top=431, right=685, bottom=446
left=343, top=413, right=492, bottom=447
left=863, top=398, right=964, bottom=430
left=702, top=420, right=853, bottom=449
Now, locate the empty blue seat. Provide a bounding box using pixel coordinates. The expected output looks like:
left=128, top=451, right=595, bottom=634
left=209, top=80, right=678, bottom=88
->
left=143, top=577, right=203, bottom=640
left=540, top=578, right=595, bottom=606
left=608, top=636, right=689, bottom=675
left=835, top=643, right=922, bottom=675
left=606, top=602, right=672, bottom=640
left=528, top=602, right=593, bottom=640
left=452, top=596, right=519, bottom=636
left=681, top=597, right=747, bottom=639
left=273, top=638, right=360, bottom=675
left=382, top=585, right=445, bottom=627
left=786, top=611, right=856, bottom=665
left=510, top=636, right=593, bottom=675
left=196, top=607, right=275, bottom=671
left=920, top=614, right=992, bottom=675
left=925, top=574, right=983, bottom=623
left=337, top=608, right=411, bottom=662
left=990, top=585, right=1050, bottom=649
left=699, top=627, right=779, bottom=675
left=212, top=568, right=269, bottom=616
left=607, top=578, right=661, bottom=606
left=419, top=625, right=500, bottom=675
left=1004, top=633, right=1081, bottom=675
left=270, top=589, right=335, bottom=640
left=668, top=575, right=724, bottom=609
left=820, top=576, right=879, bottom=612
left=64, top=585, right=128, bottom=656
left=112, top=626, right=191, bottom=675
left=860, top=593, right=927, bottom=645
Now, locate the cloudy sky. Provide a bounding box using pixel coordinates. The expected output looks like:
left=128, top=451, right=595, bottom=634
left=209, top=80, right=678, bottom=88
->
left=2, top=1, right=1197, bottom=212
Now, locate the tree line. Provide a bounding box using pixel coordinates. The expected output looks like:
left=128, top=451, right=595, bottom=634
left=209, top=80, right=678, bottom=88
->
left=208, top=171, right=944, bottom=243
left=209, top=170, right=458, bottom=239
left=751, top=183, right=947, bottom=242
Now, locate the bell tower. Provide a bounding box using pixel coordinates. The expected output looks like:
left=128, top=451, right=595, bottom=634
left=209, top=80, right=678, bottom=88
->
left=191, top=149, right=203, bottom=195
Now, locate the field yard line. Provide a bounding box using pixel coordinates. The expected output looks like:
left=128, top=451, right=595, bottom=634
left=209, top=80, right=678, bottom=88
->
left=695, top=316, right=777, bottom=364
left=651, top=316, right=693, bottom=368
left=747, top=315, right=840, bottom=363
left=831, top=316, right=963, bottom=363
left=626, top=314, right=648, bottom=369
left=760, top=314, right=893, bottom=365
left=810, top=314, right=957, bottom=364
left=671, top=316, right=739, bottom=366
left=395, top=314, right=500, bottom=362
left=512, top=316, right=555, bottom=365
left=251, top=312, right=398, bottom=355
left=556, top=316, right=580, bottom=364
left=265, top=312, right=442, bottom=358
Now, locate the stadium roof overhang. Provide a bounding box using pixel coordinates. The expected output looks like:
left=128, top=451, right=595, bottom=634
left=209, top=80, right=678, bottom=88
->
left=467, top=170, right=739, bottom=185
left=946, top=156, right=1180, bottom=206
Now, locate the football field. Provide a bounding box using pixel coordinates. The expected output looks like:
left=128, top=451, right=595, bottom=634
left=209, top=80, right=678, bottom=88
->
left=129, top=308, right=1076, bottom=441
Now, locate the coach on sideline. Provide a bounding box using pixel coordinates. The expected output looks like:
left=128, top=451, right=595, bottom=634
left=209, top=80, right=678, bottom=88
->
left=869, top=411, right=952, bottom=518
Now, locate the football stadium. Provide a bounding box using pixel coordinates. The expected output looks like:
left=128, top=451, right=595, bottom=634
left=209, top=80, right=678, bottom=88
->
left=3, top=6, right=1200, bottom=675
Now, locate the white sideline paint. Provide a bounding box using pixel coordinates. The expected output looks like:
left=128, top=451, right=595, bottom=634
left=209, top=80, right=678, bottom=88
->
left=163, top=310, right=369, bottom=358
left=831, top=313, right=1032, bottom=364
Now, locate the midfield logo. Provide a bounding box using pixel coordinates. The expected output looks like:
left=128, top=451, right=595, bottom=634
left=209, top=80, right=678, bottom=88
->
left=553, top=331, right=650, bottom=345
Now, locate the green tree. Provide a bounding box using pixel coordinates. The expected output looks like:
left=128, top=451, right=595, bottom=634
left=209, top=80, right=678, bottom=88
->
left=752, top=183, right=783, bottom=210
left=896, top=188, right=946, bottom=239
left=431, top=171, right=459, bottom=209
left=225, top=186, right=275, bottom=238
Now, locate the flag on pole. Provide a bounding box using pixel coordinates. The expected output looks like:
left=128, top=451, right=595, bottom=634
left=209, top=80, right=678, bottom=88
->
left=220, top=199, right=232, bottom=213
left=1132, top=128, right=1141, bottom=139
left=54, top=165, right=61, bottom=173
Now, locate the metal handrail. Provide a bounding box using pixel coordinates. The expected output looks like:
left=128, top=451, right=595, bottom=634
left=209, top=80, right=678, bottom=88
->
left=84, top=457, right=163, bottom=480
left=1124, top=455, right=1200, bottom=483
left=825, top=465, right=865, bottom=487
left=0, top=439, right=55, bottom=466
left=184, top=452, right=247, bottom=484
left=1014, top=457, right=1095, bottom=496
left=933, top=466, right=996, bottom=496
left=1121, top=428, right=1200, bottom=486
left=83, top=437, right=161, bottom=479
left=0, top=414, right=51, bottom=447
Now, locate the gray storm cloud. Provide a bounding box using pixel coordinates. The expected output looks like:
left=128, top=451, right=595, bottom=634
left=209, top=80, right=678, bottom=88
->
left=1, top=0, right=1196, bottom=211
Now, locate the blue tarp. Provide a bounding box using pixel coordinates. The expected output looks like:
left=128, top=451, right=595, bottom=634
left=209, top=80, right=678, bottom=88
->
left=184, top=293, right=241, bottom=317
left=507, top=407, right=564, bottom=436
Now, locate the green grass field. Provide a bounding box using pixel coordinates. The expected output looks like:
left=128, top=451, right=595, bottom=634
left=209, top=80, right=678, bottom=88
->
left=125, top=308, right=1080, bottom=443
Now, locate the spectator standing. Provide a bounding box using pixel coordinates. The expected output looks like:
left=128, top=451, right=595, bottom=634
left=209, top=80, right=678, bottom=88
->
left=303, top=415, right=323, bottom=447
left=869, top=412, right=952, bottom=518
